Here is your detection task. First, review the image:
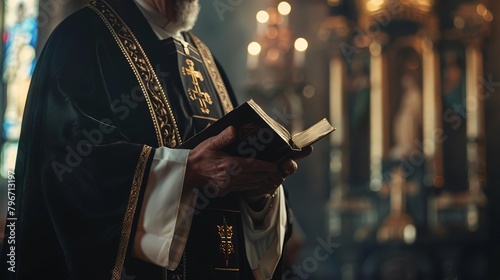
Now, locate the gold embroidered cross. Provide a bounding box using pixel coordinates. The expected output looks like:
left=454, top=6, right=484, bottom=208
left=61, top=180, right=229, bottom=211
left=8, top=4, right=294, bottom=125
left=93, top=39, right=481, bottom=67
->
left=217, top=215, right=235, bottom=266
left=181, top=59, right=213, bottom=114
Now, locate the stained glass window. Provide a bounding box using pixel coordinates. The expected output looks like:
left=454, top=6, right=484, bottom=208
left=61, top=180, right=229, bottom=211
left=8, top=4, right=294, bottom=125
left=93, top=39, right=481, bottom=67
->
left=1, top=0, right=38, bottom=177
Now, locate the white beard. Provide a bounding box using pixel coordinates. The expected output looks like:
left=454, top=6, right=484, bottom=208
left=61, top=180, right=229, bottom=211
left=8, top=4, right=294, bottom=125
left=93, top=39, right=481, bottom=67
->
left=173, top=0, right=200, bottom=32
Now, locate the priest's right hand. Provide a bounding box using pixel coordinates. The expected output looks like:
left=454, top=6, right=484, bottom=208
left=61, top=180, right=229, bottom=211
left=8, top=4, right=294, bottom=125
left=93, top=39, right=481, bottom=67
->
left=184, top=126, right=284, bottom=197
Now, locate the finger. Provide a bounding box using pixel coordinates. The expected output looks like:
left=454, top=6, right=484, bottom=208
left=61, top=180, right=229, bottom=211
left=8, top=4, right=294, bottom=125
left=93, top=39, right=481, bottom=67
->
left=227, top=172, right=276, bottom=187
left=258, top=177, right=282, bottom=193
left=221, top=171, right=282, bottom=194
left=280, top=159, right=298, bottom=177
left=232, top=157, right=278, bottom=173
left=267, top=172, right=284, bottom=186
left=243, top=173, right=283, bottom=193
left=206, top=126, right=236, bottom=151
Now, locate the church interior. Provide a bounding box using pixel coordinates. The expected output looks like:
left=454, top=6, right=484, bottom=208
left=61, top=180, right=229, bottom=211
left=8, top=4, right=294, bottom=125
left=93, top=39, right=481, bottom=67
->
left=1, top=0, right=500, bottom=279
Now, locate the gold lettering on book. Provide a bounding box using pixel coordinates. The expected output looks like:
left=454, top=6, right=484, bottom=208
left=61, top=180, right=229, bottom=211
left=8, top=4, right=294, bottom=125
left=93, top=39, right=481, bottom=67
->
left=217, top=215, right=235, bottom=266
left=182, top=59, right=213, bottom=114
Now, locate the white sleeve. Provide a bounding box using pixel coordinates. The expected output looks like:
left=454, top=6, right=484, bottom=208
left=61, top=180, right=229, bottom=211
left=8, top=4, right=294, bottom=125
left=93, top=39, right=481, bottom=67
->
left=131, top=147, right=198, bottom=270
left=240, top=186, right=287, bottom=280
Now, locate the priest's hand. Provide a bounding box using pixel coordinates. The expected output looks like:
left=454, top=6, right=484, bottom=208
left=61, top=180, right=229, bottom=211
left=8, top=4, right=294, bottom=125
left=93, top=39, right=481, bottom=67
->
left=242, top=144, right=313, bottom=197
left=184, top=126, right=295, bottom=197
left=242, top=145, right=313, bottom=210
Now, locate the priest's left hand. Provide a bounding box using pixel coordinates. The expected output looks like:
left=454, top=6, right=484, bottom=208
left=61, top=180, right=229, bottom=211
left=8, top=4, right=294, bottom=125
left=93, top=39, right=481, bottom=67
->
left=280, top=145, right=314, bottom=176
left=243, top=145, right=313, bottom=208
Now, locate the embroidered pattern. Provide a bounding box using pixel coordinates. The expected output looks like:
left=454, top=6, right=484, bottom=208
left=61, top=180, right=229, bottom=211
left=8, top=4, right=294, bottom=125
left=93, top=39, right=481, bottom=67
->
left=189, top=33, right=234, bottom=115
left=111, top=145, right=152, bottom=280
left=89, top=0, right=181, bottom=148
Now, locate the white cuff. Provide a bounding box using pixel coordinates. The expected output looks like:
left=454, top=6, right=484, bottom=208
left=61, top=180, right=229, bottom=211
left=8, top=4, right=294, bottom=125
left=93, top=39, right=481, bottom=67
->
left=132, top=147, right=197, bottom=270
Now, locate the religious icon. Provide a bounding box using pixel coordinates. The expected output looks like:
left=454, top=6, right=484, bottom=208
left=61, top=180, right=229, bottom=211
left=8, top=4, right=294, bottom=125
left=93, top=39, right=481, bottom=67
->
left=382, top=42, right=425, bottom=227
left=388, top=48, right=423, bottom=161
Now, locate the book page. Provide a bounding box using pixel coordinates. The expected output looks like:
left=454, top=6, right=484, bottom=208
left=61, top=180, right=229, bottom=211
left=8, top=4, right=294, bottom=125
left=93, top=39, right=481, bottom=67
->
left=247, top=100, right=291, bottom=144
left=291, top=118, right=335, bottom=148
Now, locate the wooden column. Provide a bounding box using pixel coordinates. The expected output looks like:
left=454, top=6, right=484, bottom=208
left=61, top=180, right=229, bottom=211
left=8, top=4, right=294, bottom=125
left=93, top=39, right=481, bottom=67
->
left=328, top=54, right=344, bottom=236
left=421, top=37, right=443, bottom=187
left=369, top=42, right=385, bottom=191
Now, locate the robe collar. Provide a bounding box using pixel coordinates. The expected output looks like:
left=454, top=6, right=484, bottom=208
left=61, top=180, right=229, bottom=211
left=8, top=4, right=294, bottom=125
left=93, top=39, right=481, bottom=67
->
left=103, top=0, right=183, bottom=74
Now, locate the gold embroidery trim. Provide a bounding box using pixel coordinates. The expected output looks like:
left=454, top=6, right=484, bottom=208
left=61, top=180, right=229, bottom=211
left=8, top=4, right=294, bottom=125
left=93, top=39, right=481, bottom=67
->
left=112, top=145, right=153, bottom=280
left=88, top=0, right=181, bottom=148
left=189, top=33, right=234, bottom=115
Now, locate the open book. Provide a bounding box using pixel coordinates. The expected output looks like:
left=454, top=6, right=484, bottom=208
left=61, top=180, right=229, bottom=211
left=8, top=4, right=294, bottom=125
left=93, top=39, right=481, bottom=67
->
left=180, top=99, right=335, bottom=163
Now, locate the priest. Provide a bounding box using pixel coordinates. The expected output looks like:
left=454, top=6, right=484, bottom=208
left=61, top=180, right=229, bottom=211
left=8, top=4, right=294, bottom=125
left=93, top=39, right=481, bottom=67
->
left=0, top=0, right=312, bottom=279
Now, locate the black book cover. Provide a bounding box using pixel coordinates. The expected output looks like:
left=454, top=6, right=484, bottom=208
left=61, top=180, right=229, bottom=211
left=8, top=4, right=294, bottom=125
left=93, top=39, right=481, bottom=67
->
left=179, top=100, right=335, bottom=163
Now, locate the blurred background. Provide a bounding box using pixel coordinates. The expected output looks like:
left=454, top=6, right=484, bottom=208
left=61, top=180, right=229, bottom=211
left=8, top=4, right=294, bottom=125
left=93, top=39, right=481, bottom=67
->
left=1, top=0, right=500, bottom=279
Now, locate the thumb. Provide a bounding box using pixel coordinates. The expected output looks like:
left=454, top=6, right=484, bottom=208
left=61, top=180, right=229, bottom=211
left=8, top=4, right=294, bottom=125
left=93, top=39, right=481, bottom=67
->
left=207, top=126, right=236, bottom=151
